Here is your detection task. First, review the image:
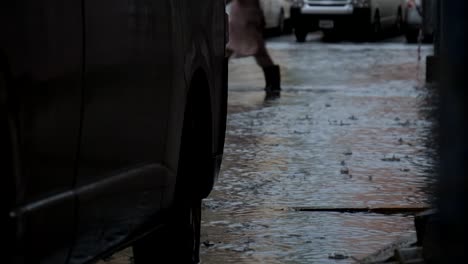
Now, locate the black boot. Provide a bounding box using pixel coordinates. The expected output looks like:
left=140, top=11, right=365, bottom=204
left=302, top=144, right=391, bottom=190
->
left=262, top=65, right=281, bottom=98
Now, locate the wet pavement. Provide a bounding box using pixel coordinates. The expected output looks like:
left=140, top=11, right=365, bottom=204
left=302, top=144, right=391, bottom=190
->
left=200, top=33, right=436, bottom=263
left=104, top=32, right=436, bottom=264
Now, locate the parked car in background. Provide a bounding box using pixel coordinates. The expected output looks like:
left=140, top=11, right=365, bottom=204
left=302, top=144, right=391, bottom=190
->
left=260, top=0, right=293, bottom=33
left=2, top=0, right=227, bottom=263
left=291, top=0, right=405, bottom=42
left=403, top=0, right=435, bottom=43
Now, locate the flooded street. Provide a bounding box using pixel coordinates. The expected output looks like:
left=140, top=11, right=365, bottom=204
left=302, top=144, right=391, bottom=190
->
left=200, top=33, right=436, bottom=263
left=101, top=33, right=437, bottom=264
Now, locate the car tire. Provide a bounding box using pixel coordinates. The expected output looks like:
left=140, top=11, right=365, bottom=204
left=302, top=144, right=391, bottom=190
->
left=276, top=9, right=285, bottom=35
left=405, top=28, right=419, bottom=43
left=133, top=200, right=201, bottom=264
left=133, top=72, right=211, bottom=264
left=395, top=8, right=403, bottom=34
left=283, top=18, right=293, bottom=34
left=422, top=33, right=434, bottom=44
left=371, top=11, right=382, bottom=41
left=295, top=28, right=307, bottom=42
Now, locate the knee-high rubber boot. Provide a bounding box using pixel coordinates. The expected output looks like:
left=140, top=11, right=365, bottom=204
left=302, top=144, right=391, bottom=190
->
left=262, top=65, right=281, bottom=97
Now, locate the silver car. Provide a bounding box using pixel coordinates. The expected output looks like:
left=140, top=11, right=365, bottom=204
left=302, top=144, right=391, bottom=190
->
left=260, top=0, right=293, bottom=33
left=291, top=0, right=405, bottom=42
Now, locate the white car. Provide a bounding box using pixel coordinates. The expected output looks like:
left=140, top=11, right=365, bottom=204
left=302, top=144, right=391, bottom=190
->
left=404, top=0, right=434, bottom=43
left=291, top=0, right=405, bottom=42
left=260, top=0, right=292, bottom=32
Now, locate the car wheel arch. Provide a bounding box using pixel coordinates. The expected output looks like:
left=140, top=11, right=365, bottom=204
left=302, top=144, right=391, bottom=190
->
left=177, top=66, right=214, bottom=199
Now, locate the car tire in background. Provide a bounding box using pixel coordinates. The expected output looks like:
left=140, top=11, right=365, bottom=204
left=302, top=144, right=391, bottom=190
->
left=422, top=33, right=434, bottom=43
left=133, top=70, right=212, bottom=264
left=395, top=8, right=404, bottom=34
left=371, top=10, right=382, bottom=41
left=283, top=17, right=293, bottom=34
left=405, top=28, right=419, bottom=43
left=276, top=8, right=286, bottom=35
left=295, top=27, right=307, bottom=42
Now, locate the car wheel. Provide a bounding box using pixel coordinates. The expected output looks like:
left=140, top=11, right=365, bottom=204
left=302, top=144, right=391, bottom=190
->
left=422, top=33, right=434, bottom=44
left=295, top=27, right=307, bottom=42
left=395, top=8, right=403, bottom=34
left=276, top=9, right=285, bottom=35
left=371, top=11, right=382, bottom=41
left=133, top=201, right=201, bottom=264
left=133, top=72, right=211, bottom=264
left=405, top=28, right=419, bottom=43
left=283, top=18, right=292, bottom=34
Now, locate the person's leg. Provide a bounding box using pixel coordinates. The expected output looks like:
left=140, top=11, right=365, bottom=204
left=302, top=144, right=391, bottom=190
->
left=225, top=48, right=234, bottom=60
left=255, top=46, right=281, bottom=96
left=254, top=46, right=274, bottom=68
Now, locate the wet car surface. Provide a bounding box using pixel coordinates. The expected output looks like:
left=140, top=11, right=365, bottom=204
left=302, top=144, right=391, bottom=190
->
left=104, top=33, right=436, bottom=264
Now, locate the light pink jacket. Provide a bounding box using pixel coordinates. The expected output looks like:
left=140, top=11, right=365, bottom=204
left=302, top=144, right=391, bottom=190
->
left=227, top=0, right=266, bottom=57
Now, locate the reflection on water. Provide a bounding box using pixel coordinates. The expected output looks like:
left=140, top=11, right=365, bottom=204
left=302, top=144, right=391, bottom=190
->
left=201, top=41, right=435, bottom=263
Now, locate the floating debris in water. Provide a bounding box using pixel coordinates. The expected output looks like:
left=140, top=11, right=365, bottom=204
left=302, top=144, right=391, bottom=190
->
left=328, top=252, right=349, bottom=260
left=399, top=120, right=412, bottom=127
left=348, top=115, right=358, bottom=120
left=382, top=155, right=401, bottom=162
left=203, top=241, right=215, bottom=247
left=328, top=120, right=350, bottom=126
left=340, top=167, right=350, bottom=174
left=343, top=150, right=353, bottom=156
left=325, top=103, right=331, bottom=107
left=339, top=120, right=351, bottom=126
left=340, top=160, right=346, bottom=166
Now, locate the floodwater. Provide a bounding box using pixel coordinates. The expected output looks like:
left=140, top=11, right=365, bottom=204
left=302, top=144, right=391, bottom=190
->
left=102, top=33, right=436, bottom=264
left=200, top=34, right=436, bottom=263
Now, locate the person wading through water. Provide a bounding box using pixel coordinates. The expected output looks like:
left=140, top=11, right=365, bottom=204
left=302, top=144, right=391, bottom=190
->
left=227, top=0, right=282, bottom=98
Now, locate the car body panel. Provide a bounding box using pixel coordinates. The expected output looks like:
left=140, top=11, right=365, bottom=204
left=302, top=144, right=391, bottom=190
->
left=295, top=0, right=404, bottom=30
left=69, top=1, right=176, bottom=260
left=1, top=0, right=83, bottom=262
left=3, top=0, right=227, bottom=263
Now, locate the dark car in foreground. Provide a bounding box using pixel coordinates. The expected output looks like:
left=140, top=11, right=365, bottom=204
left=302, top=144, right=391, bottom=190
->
left=1, top=1, right=227, bottom=263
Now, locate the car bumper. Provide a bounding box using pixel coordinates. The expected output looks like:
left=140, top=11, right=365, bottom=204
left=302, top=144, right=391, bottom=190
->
left=301, top=4, right=354, bottom=15
left=291, top=6, right=370, bottom=30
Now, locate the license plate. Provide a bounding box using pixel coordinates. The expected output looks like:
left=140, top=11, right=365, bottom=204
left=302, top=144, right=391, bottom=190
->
left=319, top=20, right=334, bottom=29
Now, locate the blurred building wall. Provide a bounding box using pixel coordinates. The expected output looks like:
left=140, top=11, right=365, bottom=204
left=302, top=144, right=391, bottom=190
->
left=438, top=0, right=468, bottom=262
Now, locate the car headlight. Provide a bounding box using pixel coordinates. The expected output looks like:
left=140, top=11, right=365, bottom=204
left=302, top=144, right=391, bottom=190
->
left=352, top=0, right=370, bottom=8
left=291, top=0, right=304, bottom=8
